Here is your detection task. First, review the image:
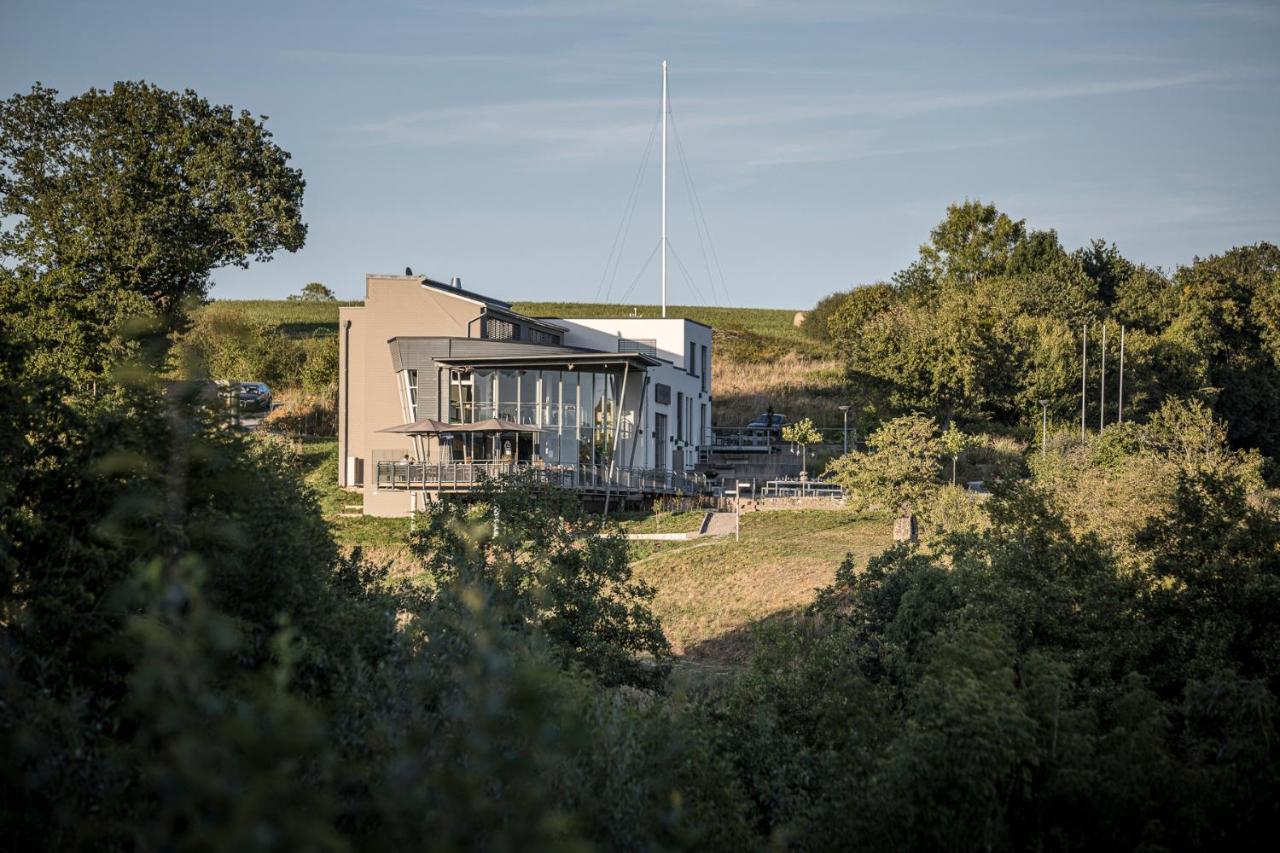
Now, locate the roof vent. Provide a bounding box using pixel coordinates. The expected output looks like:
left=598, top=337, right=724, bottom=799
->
left=450, top=276, right=462, bottom=289
left=405, top=266, right=413, bottom=276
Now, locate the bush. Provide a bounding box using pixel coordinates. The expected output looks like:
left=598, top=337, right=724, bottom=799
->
left=265, top=392, right=337, bottom=437
left=176, top=305, right=303, bottom=388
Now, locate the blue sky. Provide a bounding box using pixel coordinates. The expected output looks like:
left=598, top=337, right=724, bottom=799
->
left=3, top=0, right=1278, bottom=308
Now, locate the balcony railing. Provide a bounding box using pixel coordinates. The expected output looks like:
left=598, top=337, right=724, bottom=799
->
left=375, top=460, right=707, bottom=496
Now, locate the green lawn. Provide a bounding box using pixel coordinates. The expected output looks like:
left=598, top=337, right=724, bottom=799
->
left=629, top=510, right=893, bottom=663
left=202, top=299, right=358, bottom=339
left=612, top=509, right=708, bottom=534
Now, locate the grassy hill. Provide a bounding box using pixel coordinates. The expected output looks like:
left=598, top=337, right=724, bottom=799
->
left=204, top=298, right=846, bottom=427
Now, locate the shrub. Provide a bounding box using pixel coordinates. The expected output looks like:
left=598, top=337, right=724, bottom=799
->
left=176, top=305, right=303, bottom=388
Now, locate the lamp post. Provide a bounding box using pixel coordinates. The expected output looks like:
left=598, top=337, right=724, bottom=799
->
left=1039, top=399, right=1050, bottom=457
left=838, top=404, right=851, bottom=454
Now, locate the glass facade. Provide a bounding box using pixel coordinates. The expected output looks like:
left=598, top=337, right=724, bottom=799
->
left=433, top=366, right=628, bottom=467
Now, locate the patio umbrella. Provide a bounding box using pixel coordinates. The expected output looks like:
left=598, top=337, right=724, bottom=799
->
left=438, top=418, right=542, bottom=433
left=378, top=418, right=449, bottom=434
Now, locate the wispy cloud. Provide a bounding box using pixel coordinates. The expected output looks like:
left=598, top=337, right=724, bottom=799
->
left=354, top=68, right=1241, bottom=169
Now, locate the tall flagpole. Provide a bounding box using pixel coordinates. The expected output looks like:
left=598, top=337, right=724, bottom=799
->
left=1100, top=322, right=1107, bottom=431
left=660, top=60, right=668, bottom=319
left=1118, top=325, right=1125, bottom=424
left=1080, top=323, right=1087, bottom=441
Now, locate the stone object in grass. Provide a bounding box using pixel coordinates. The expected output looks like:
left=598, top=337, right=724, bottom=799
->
left=793, top=311, right=806, bottom=327
left=893, top=514, right=918, bottom=544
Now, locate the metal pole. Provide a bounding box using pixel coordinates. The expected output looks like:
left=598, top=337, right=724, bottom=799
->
left=603, top=363, right=630, bottom=517
left=1040, top=399, right=1049, bottom=457
left=1080, top=323, right=1087, bottom=441
left=1099, top=322, right=1107, bottom=432
left=660, top=60, right=668, bottom=318
left=839, top=405, right=850, bottom=454
left=1118, top=325, right=1125, bottom=424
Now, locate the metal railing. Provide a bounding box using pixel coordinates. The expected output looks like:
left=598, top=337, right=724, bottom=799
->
left=759, top=479, right=845, bottom=499
left=706, top=428, right=776, bottom=454
left=375, top=460, right=708, bottom=495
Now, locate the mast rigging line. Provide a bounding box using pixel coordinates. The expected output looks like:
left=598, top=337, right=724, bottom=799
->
left=595, top=103, right=662, bottom=304
left=667, top=240, right=714, bottom=307
left=616, top=240, right=663, bottom=306
left=668, top=110, right=734, bottom=308
left=595, top=61, right=733, bottom=311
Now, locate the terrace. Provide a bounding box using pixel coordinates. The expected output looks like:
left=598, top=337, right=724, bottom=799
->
left=374, top=458, right=707, bottom=496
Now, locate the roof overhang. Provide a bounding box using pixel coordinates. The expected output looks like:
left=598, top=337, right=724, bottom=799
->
left=437, top=348, right=665, bottom=368
left=434, top=352, right=661, bottom=370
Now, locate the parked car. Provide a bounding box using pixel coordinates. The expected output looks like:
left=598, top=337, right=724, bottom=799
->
left=747, top=412, right=788, bottom=435
left=236, top=381, right=272, bottom=411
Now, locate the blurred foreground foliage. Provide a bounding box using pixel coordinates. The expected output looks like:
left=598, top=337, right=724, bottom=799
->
left=4, top=307, right=1280, bottom=850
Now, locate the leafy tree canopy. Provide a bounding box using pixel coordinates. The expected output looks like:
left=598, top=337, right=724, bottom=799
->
left=0, top=82, right=306, bottom=374
left=289, top=281, right=336, bottom=302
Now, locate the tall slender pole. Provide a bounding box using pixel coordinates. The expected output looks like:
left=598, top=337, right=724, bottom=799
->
left=1118, top=325, right=1125, bottom=424
left=660, top=60, right=668, bottom=319
left=1040, top=400, right=1049, bottom=457
left=1080, top=323, right=1087, bottom=441
left=1099, top=322, right=1107, bottom=431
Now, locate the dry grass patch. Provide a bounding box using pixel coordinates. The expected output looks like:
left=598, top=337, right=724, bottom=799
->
left=712, top=352, right=845, bottom=427
left=631, top=510, right=892, bottom=664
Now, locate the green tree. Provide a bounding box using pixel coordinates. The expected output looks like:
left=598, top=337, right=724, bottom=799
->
left=408, top=474, right=673, bottom=690
left=913, top=200, right=1028, bottom=288
left=782, top=416, right=823, bottom=472
left=826, top=413, right=941, bottom=513
left=0, top=82, right=306, bottom=373
left=289, top=281, right=336, bottom=302
left=940, top=423, right=972, bottom=485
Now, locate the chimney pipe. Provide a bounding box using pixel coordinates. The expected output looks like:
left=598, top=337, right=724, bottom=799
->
left=450, top=276, right=462, bottom=289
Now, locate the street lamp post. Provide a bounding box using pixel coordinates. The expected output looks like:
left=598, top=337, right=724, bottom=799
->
left=838, top=404, right=851, bottom=454
left=1039, top=399, right=1050, bottom=457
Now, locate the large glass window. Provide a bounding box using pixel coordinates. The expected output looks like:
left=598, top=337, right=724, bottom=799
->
left=497, top=370, right=518, bottom=420
left=448, top=369, right=474, bottom=423
left=516, top=370, right=538, bottom=425
left=701, top=345, right=709, bottom=393
left=541, top=370, right=559, bottom=427
left=473, top=369, right=495, bottom=421
left=562, top=371, right=579, bottom=427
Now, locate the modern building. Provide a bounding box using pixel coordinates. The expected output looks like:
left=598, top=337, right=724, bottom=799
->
left=338, top=274, right=713, bottom=517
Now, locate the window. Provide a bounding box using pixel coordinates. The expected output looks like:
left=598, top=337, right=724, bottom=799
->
left=688, top=341, right=697, bottom=376
left=700, top=345, right=709, bottom=393
left=700, top=403, right=707, bottom=447
left=654, top=383, right=671, bottom=406
left=485, top=317, right=519, bottom=340
left=676, top=391, right=684, bottom=444
left=404, top=370, right=418, bottom=419
left=449, top=369, right=474, bottom=422
left=529, top=328, right=560, bottom=346
left=619, top=338, right=657, bottom=356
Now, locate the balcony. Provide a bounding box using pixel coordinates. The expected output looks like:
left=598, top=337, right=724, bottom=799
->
left=375, top=460, right=707, bottom=496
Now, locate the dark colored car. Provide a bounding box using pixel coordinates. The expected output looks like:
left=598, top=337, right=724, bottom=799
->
left=747, top=412, right=788, bottom=434
left=236, top=382, right=272, bottom=411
